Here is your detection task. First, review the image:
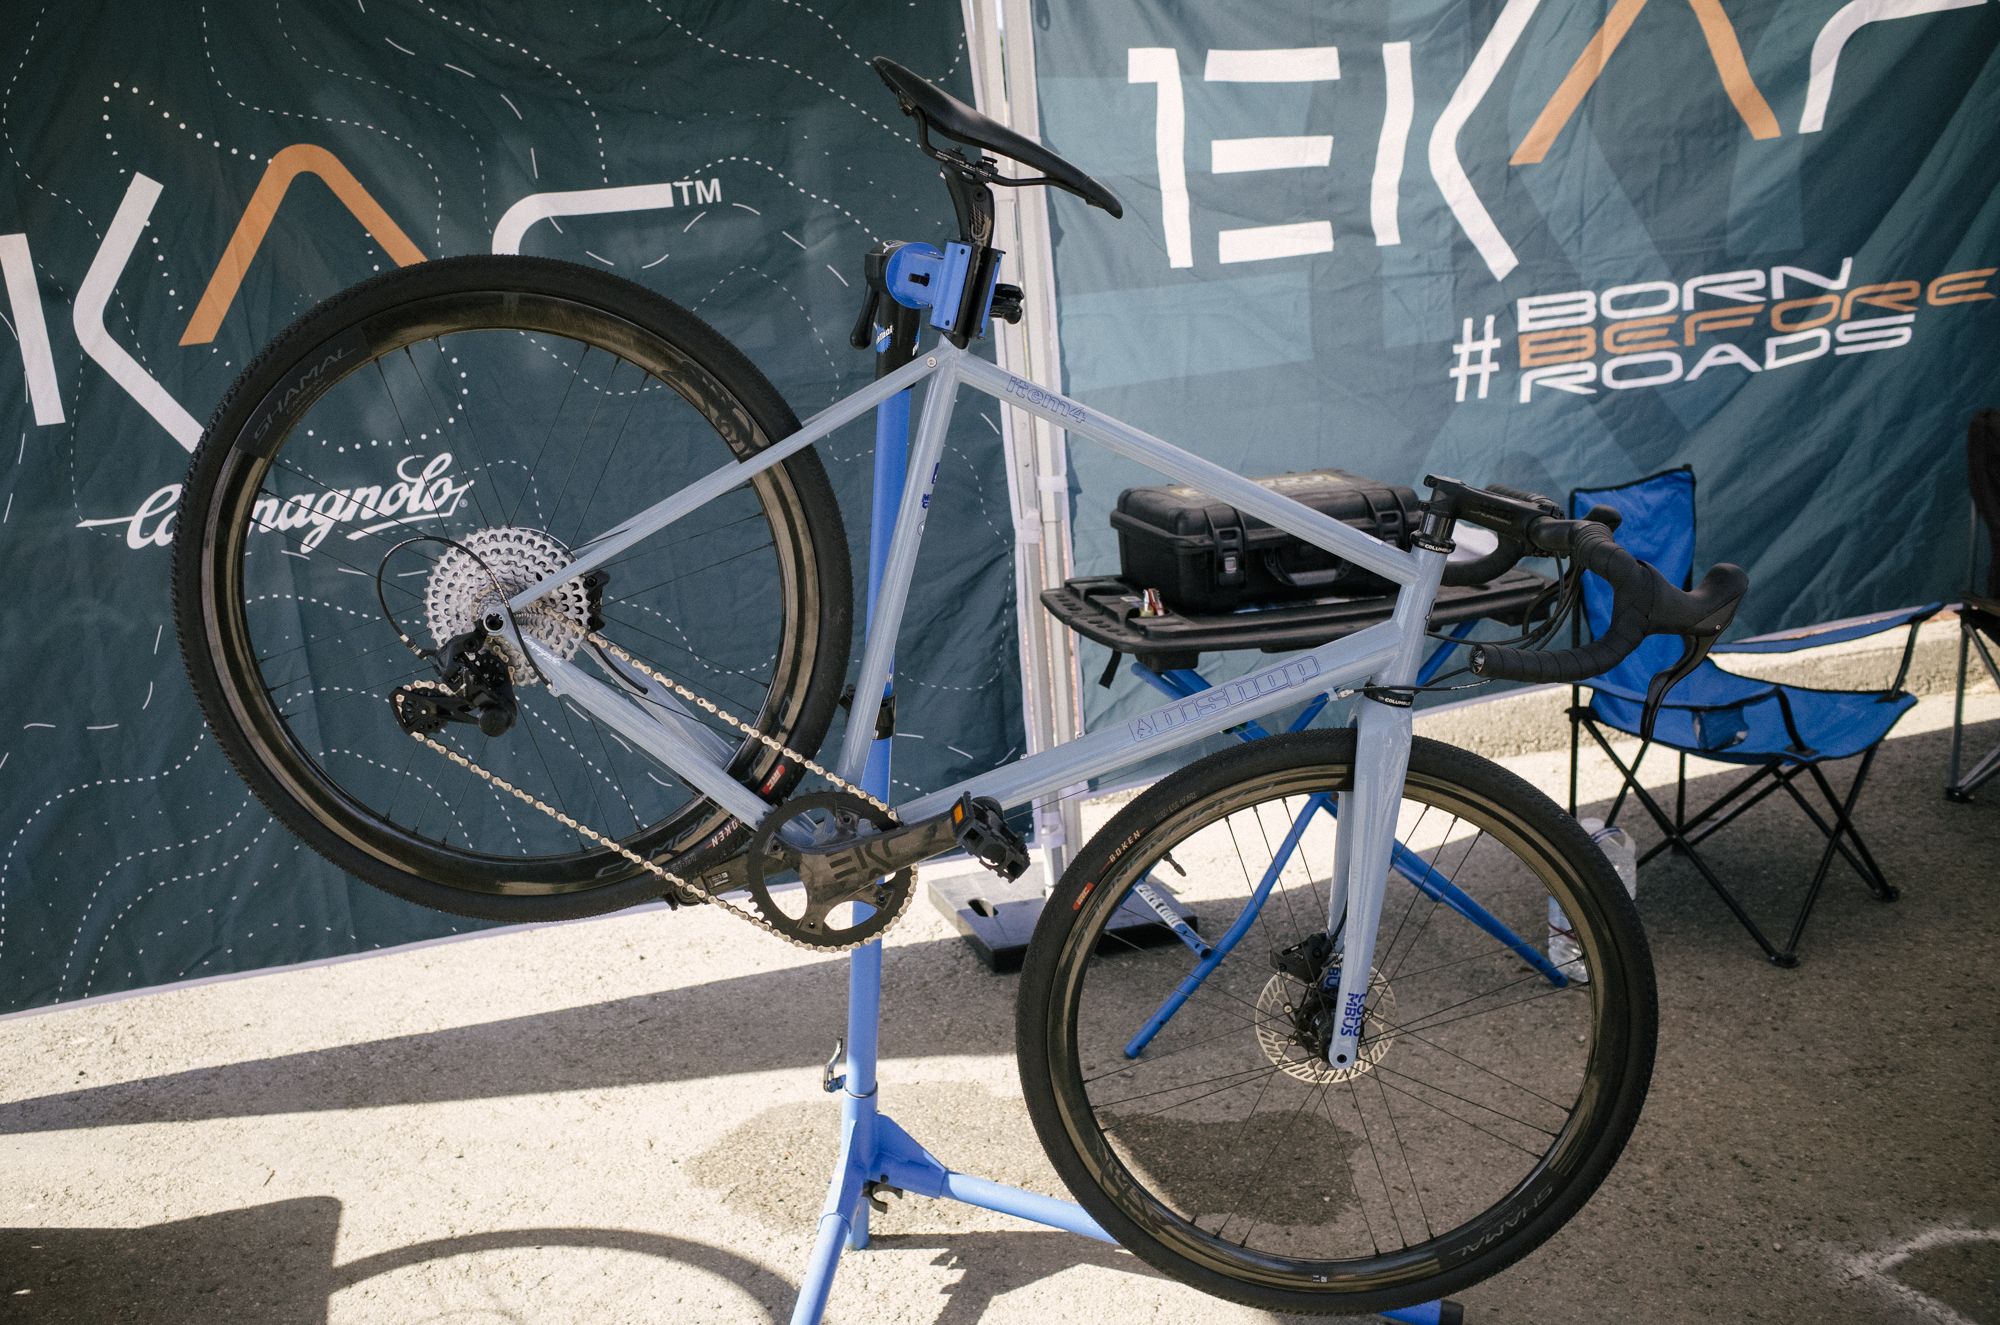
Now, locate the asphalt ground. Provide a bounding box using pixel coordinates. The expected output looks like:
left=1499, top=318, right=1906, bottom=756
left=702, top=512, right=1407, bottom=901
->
left=1, top=687, right=1995, bottom=1325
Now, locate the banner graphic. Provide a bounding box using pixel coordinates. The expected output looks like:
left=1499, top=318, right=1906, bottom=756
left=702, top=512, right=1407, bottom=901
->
left=1027, top=0, right=1998, bottom=735
left=0, top=2, right=1012, bottom=1012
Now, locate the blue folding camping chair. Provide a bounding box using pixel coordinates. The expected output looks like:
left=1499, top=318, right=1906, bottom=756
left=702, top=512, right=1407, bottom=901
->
left=1566, top=468, right=1941, bottom=966
left=1947, top=408, right=2000, bottom=801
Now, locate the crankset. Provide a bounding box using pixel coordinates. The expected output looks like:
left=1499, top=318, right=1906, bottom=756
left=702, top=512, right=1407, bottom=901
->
left=713, top=790, right=1028, bottom=949
left=737, top=792, right=914, bottom=949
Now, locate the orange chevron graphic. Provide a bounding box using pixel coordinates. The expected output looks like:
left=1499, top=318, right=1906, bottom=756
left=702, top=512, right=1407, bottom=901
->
left=180, top=144, right=425, bottom=347
left=1512, top=0, right=1781, bottom=166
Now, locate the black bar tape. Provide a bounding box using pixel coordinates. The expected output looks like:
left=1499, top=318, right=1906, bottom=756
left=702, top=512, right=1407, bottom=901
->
left=1473, top=522, right=1653, bottom=681
left=1470, top=517, right=1746, bottom=684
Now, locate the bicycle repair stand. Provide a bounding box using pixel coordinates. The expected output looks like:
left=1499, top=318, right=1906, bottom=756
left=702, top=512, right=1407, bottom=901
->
left=784, top=288, right=1458, bottom=1324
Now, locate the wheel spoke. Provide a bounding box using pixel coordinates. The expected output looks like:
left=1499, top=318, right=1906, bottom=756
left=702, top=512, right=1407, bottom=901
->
left=1053, top=739, right=1647, bottom=1296
left=188, top=273, right=843, bottom=904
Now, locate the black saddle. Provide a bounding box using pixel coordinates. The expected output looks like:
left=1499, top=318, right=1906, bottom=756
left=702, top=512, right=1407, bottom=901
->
left=872, top=56, right=1122, bottom=218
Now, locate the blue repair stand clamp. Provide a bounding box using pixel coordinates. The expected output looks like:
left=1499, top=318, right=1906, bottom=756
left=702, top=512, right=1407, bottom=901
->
left=785, top=286, right=1459, bottom=1325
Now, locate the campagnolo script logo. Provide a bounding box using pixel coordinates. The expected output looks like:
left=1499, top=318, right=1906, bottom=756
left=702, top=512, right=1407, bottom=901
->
left=1003, top=374, right=1086, bottom=424
left=1127, top=657, right=1322, bottom=741
left=76, top=451, right=475, bottom=552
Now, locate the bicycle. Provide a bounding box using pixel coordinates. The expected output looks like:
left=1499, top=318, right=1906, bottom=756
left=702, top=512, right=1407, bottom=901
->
left=174, top=57, right=1747, bottom=1316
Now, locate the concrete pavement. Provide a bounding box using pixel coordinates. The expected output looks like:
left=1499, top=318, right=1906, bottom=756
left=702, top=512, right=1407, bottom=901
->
left=1, top=688, right=1995, bottom=1325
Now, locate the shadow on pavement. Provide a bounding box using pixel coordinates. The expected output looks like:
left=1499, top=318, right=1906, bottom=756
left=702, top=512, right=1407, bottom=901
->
left=867, top=1230, right=1144, bottom=1325
left=0, top=1204, right=792, bottom=1324
left=0, top=926, right=997, bottom=1134
left=3, top=718, right=1993, bottom=1143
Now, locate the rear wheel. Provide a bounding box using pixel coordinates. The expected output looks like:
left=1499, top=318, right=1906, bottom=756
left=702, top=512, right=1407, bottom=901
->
left=1017, top=729, right=1655, bottom=1314
left=174, top=256, right=851, bottom=921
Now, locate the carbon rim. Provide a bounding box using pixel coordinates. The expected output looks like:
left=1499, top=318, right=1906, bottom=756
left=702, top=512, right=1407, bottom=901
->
left=1040, top=755, right=1641, bottom=1302
left=195, top=284, right=830, bottom=897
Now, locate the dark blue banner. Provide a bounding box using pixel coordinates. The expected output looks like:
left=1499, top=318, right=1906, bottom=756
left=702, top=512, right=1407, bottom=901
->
left=0, top=2, right=1013, bottom=1011
left=1028, top=0, right=1998, bottom=733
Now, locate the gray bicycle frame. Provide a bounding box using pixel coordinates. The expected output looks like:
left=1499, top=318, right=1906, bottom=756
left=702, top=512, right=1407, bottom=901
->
left=507, top=338, right=1448, bottom=1071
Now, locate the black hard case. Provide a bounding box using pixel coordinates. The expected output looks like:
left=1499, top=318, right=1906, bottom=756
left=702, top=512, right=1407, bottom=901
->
left=1111, top=469, right=1421, bottom=613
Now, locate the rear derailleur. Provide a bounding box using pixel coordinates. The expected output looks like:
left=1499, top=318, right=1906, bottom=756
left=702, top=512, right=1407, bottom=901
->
left=390, top=626, right=519, bottom=739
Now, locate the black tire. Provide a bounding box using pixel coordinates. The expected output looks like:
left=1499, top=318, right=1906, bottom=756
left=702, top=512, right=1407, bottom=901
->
left=1017, top=729, right=1655, bottom=1315
left=174, top=256, right=851, bottom=921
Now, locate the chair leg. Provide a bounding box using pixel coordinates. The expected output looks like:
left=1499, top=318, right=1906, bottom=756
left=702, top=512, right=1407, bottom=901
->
left=1772, top=747, right=1891, bottom=960
left=1953, top=742, right=2000, bottom=798
left=1947, top=620, right=1970, bottom=799
left=1947, top=624, right=2000, bottom=800
left=1677, top=765, right=1790, bottom=849
left=1577, top=720, right=1795, bottom=965
left=1676, top=752, right=1687, bottom=834
left=1772, top=765, right=1886, bottom=897
left=1778, top=801, right=1849, bottom=964
left=1638, top=765, right=1772, bottom=866
left=1804, top=752, right=1896, bottom=900
left=1604, top=738, right=1649, bottom=829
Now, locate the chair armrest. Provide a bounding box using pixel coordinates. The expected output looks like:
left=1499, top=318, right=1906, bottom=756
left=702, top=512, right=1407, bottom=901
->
left=1714, top=602, right=1942, bottom=655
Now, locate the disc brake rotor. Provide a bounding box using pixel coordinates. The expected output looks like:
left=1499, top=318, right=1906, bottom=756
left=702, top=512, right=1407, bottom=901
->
left=1256, top=966, right=1397, bottom=1084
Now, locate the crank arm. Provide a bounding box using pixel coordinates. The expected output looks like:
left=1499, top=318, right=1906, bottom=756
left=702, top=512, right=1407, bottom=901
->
left=795, top=794, right=1027, bottom=898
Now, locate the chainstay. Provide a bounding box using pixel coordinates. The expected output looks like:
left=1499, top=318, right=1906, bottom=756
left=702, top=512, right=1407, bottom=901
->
left=377, top=546, right=887, bottom=816
left=398, top=610, right=904, bottom=951
left=579, top=627, right=892, bottom=818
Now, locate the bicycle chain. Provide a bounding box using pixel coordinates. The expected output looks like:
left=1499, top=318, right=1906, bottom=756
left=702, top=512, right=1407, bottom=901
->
left=581, top=628, right=891, bottom=818
left=398, top=621, right=907, bottom=953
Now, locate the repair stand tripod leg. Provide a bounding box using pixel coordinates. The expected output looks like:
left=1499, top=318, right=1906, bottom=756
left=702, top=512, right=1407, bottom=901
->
left=785, top=307, right=1458, bottom=1325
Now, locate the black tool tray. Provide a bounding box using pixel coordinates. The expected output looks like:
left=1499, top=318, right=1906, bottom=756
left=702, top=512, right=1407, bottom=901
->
left=1040, top=565, right=1553, bottom=673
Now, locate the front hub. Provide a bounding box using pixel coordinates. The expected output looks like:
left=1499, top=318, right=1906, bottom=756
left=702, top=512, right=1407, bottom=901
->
left=1256, top=933, right=1398, bottom=1084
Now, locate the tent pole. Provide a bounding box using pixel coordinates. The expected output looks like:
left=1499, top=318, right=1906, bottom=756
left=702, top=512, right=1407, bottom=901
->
left=964, top=0, right=1086, bottom=886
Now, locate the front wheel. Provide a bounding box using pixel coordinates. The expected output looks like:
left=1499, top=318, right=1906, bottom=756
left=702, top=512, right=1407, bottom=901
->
left=1017, top=729, right=1655, bottom=1315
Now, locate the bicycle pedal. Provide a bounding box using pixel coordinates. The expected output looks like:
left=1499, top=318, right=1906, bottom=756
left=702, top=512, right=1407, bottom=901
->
left=949, top=795, right=1029, bottom=881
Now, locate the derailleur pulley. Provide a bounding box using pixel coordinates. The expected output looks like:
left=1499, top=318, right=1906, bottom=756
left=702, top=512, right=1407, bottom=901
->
left=391, top=626, right=519, bottom=738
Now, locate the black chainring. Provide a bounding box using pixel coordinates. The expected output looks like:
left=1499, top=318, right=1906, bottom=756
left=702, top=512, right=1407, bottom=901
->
left=742, top=791, right=913, bottom=949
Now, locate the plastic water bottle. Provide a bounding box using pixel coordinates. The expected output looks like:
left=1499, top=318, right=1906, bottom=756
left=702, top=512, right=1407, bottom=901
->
left=1548, top=818, right=1638, bottom=982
